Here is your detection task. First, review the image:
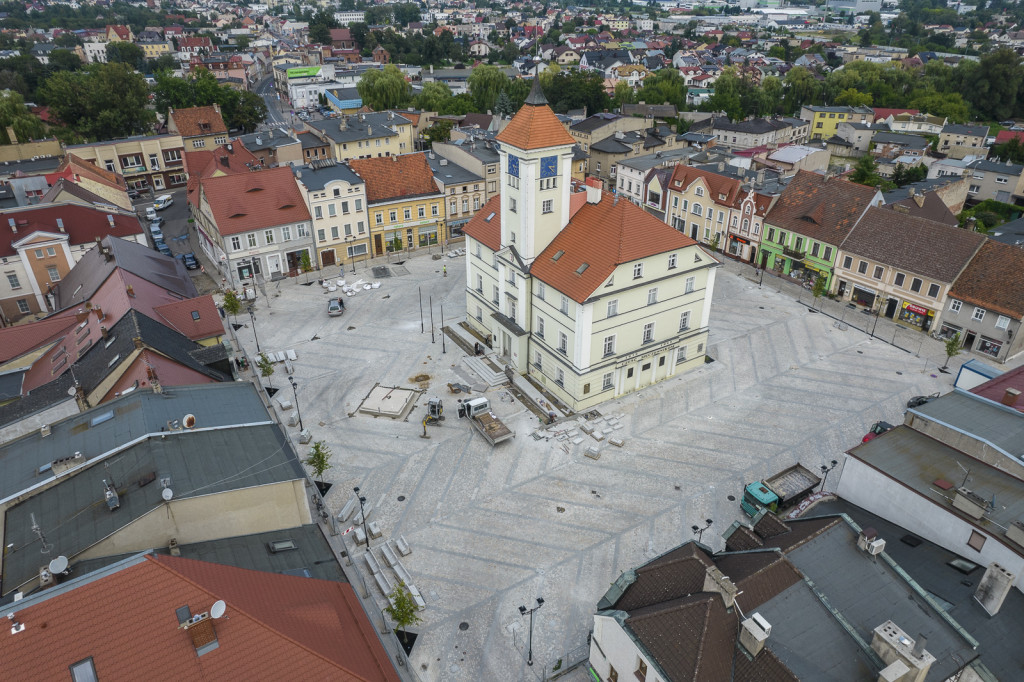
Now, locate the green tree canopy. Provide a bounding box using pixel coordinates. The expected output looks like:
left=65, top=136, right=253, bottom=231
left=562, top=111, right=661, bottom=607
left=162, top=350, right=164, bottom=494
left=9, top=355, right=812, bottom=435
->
left=0, top=89, right=46, bottom=144
left=308, top=10, right=338, bottom=46
left=468, top=65, right=510, bottom=113
left=356, top=64, right=411, bottom=111
left=39, top=62, right=154, bottom=141
left=782, top=66, right=822, bottom=114
left=834, top=88, right=873, bottom=107
left=636, top=68, right=686, bottom=110
left=415, top=81, right=452, bottom=112
left=105, top=41, right=145, bottom=70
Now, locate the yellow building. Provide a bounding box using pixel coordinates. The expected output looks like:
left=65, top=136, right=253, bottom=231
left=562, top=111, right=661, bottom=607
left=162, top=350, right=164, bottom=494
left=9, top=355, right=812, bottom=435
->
left=138, top=40, right=172, bottom=59
left=65, top=134, right=187, bottom=194
left=800, top=104, right=874, bottom=140
left=167, top=105, right=229, bottom=151
left=348, top=153, right=445, bottom=257
left=293, top=160, right=372, bottom=270
left=305, top=112, right=415, bottom=164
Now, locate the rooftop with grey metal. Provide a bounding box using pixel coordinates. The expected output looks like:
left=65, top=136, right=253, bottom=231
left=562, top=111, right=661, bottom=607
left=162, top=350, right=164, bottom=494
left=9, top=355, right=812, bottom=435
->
left=909, top=389, right=1024, bottom=461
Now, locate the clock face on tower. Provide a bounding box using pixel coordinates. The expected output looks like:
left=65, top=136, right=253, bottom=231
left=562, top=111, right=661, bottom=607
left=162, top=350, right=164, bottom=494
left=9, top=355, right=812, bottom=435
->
left=540, top=156, right=558, bottom=179
left=507, top=155, right=520, bottom=178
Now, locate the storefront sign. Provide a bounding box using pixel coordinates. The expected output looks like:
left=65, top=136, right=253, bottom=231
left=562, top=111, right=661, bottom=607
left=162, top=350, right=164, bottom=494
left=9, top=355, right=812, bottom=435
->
left=732, top=236, right=749, bottom=245
left=904, top=302, right=928, bottom=315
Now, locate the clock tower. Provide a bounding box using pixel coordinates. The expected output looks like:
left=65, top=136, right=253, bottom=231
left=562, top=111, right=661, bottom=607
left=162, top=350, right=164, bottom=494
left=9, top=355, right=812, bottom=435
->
left=494, top=79, right=576, bottom=264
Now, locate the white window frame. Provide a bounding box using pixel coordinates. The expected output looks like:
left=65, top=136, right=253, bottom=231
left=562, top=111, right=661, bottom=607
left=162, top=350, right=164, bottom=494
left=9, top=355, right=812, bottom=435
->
left=995, top=315, right=1010, bottom=330
left=949, top=299, right=962, bottom=313
left=679, top=310, right=690, bottom=331
left=972, top=307, right=985, bottom=322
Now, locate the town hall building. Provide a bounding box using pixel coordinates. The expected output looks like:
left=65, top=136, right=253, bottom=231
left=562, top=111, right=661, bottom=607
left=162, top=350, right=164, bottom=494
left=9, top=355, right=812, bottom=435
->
left=462, top=82, right=719, bottom=411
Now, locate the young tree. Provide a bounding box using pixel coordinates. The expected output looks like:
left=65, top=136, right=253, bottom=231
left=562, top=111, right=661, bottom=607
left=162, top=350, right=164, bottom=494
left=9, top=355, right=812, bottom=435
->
left=423, top=120, right=454, bottom=145
left=385, top=582, right=424, bottom=643
left=494, top=90, right=515, bottom=117
left=256, top=351, right=275, bottom=388
left=222, top=289, right=242, bottom=323
left=849, top=154, right=883, bottom=187
left=811, top=275, right=827, bottom=309
left=942, top=332, right=961, bottom=370
left=299, top=250, right=313, bottom=282
left=305, top=440, right=333, bottom=484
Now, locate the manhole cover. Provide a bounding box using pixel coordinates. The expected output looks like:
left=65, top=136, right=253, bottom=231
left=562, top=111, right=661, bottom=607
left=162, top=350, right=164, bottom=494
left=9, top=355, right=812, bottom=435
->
left=727, top=495, right=736, bottom=501
left=459, top=622, right=469, bottom=631
left=398, top=495, right=406, bottom=502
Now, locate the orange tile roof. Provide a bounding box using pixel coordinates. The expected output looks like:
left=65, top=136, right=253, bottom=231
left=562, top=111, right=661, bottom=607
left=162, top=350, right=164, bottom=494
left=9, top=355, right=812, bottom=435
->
left=170, top=104, right=228, bottom=138
left=154, top=295, right=224, bottom=341
left=495, top=100, right=576, bottom=151
left=348, top=153, right=440, bottom=204
left=201, top=166, right=310, bottom=236
left=51, top=153, right=128, bottom=191
left=532, top=192, right=699, bottom=303
left=462, top=195, right=502, bottom=251
left=950, top=239, right=1024, bottom=319
left=184, top=144, right=261, bottom=208
left=3, top=554, right=400, bottom=681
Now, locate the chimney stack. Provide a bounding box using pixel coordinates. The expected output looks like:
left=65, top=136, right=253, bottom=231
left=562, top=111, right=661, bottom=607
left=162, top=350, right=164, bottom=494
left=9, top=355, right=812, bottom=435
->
left=1001, top=388, right=1020, bottom=408
left=975, top=562, right=1015, bottom=616
left=703, top=566, right=738, bottom=609
left=585, top=177, right=602, bottom=204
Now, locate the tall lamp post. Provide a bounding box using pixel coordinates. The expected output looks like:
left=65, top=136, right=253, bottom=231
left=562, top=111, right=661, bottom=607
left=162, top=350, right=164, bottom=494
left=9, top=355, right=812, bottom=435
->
left=247, top=304, right=261, bottom=354
left=288, top=375, right=303, bottom=431
left=820, top=460, right=839, bottom=492
left=354, top=486, right=369, bottom=548
left=518, top=597, right=544, bottom=666
left=692, top=519, right=713, bottom=543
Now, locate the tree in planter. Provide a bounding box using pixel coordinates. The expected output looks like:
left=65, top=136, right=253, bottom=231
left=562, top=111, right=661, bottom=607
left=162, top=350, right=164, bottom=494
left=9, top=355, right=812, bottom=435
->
left=222, top=289, right=242, bottom=324
left=942, top=332, right=961, bottom=370
left=299, top=250, right=313, bottom=283
left=256, top=351, right=275, bottom=388
left=811, top=275, right=828, bottom=310
left=305, top=440, right=333, bottom=487
left=709, top=232, right=721, bottom=253
left=385, top=582, right=424, bottom=643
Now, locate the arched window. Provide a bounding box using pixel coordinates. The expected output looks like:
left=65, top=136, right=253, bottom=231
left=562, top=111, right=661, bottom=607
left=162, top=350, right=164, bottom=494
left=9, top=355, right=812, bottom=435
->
left=744, top=204, right=751, bottom=214
left=692, top=203, right=703, bottom=217
left=695, top=187, right=705, bottom=197
left=742, top=219, right=749, bottom=231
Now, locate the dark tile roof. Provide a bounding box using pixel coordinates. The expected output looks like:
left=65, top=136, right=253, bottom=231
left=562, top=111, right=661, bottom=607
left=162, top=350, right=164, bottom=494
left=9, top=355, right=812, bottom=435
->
left=842, top=206, right=985, bottom=284
left=949, top=239, right=1024, bottom=319
left=613, top=542, right=714, bottom=612
left=569, top=113, right=624, bottom=134
left=763, top=170, right=878, bottom=246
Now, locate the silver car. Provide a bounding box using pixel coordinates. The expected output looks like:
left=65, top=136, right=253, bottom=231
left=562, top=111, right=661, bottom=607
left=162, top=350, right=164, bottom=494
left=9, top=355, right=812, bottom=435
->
left=327, top=298, right=344, bottom=317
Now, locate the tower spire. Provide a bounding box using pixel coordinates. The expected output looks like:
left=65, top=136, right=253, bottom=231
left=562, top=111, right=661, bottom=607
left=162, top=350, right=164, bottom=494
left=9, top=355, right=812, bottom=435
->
left=524, top=76, right=547, bottom=107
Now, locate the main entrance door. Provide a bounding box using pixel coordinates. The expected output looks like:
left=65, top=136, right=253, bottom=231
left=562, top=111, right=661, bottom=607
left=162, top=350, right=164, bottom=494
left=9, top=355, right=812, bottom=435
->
left=884, top=298, right=898, bottom=319
left=321, top=249, right=336, bottom=267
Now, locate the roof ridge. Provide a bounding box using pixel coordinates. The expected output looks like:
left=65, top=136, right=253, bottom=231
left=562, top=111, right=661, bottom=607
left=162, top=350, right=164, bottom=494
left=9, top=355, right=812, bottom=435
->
left=147, top=556, right=389, bottom=677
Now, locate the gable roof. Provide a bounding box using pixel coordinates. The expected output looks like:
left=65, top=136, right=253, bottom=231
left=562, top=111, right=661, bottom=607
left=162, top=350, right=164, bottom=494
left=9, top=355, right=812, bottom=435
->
left=3, top=554, right=399, bottom=680
left=52, top=153, right=128, bottom=192
left=347, top=153, right=439, bottom=204
left=531, top=191, right=701, bottom=303
left=841, top=206, right=985, bottom=283
left=201, top=166, right=310, bottom=236
left=668, top=166, right=745, bottom=208
left=764, top=170, right=877, bottom=245
left=0, top=203, right=143, bottom=258
left=462, top=195, right=502, bottom=251
left=949, top=239, right=1024, bottom=319
left=153, top=296, right=223, bottom=341
left=495, top=81, right=576, bottom=151
left=169, top=104, right=228, bottom=138
left=184, top=143, right=262, bottom=208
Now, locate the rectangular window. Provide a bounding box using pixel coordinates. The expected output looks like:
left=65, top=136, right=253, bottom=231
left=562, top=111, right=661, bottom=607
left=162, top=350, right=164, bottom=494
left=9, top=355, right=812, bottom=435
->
left=264, top=229, right=275, bottom=245
left=247, top=233, right=257, bottom=248
left=492, top=286, right=499, bottom=305
left=7, top=273, right=20, bottom=289
left=164, top=149, right=182, bottom=162
left=418, top=205, right=426, bottom=218
left=344, top=224, right=352, bottom=237
left=633, top=263, right=643, bottom=279
left=811, top=242, right=820, bottom=258
left=636, top=659, right=648, bottom=682
left=330, top=226, right=339, bottom=239
left=341, top=200, right=349, bottom=214
left=47, top=265, right=60, bottom=282
left=69, top=657, right=98, bottom=682
left=390, top=210, right=397, bottom=222
left=537, top=282, right=545, bottom=300
left=642, top=322, right=654, bottom=344
left=677, top=345, right=688, bottom=363
left=873, top=266, right=883, bottom=280
left=842, top=255, right=853, bottom=269
left=949, top=299, right=962, bottom=313
left=357, top=221, right=365, bottom=234
left=355, top=199, right=362, bottom=211
left=679, top=310, right=690, bottom=331
left=510, top=197, right=517, bottom=213
left=558, top=331, right=568, bottom=354
left=995, top=315, right=1011, bottom=329
left=16, top=299, right=29, bottom=314
left=404, top=208, right=411, bottom=220
left=282, top=226, right=292, bottom=241
left=857, top=260, right=868, bottom=275
left=685, top=277, right=695, bottom=294
left=602, top=372, right=613, bottom=390
left=534, top=351, right=542, bottom=370
left=910, top=277, right=922, bottom=293
left=972, top=307, right=985, bottom=322
left=894, top=272, right=905, bottom=287
left=375, top=212, right=383, bottom=224
left=928, top=283, right=940, bottom=298
left=556, top=368, right=564, bottom=386
left=668, top=253, right=677, bottom=269
left=328, top=204, right=337, bottom=217
left=823, top=246, right=832, bottom=261
left=557, top=295, right=568, bottom=316
left=603, top=335, right=615, bottom=356
left=607, top=299, right=618, bottom=317
left=767, top=228, right=775, bottom=243
left=317, top=229, right=326, bottom=243
left=647, top=288, right=658, bottom=305
left=537, top=316, right=545, bottom=338
left=542, top=199, right=553, bottom=214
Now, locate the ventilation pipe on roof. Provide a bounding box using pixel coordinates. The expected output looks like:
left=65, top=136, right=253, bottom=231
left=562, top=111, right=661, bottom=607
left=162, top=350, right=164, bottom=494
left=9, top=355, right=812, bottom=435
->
left=1002, top=388, right=1021, bottom=408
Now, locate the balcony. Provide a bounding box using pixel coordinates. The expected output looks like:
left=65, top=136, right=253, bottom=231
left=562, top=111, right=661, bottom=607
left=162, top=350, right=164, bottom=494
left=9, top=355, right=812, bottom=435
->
left=783, top=246, right=806, bottom=260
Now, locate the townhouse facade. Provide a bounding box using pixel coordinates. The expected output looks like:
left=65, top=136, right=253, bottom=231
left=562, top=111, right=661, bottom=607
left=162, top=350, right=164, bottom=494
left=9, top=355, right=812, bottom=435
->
left=965, top=159, right=1024, bottom=203
left=65, top=134, right=187, bottom=194
left=589, top=127, right=685, bottom=185
left=938, top=124, right=989, bottom=160
left=430, top=140, right=502, bottom=205
left=167, top=104, right=230, bottom=151
left=707, top=116, right=809, bottom=151
left=294, top=160, right=369, bottom=271
left=800, top=105, right=874, bottom=141
left=426, top=155, right=485, bottom=238
left=305, top=112, right=415, bottom=164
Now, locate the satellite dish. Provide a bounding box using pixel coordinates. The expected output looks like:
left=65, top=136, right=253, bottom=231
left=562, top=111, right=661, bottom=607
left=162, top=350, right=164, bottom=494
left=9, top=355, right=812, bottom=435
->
left=48, top=556, right=69, bottom=574
left=68, top=386, right=77, bottom=396
left=210, top=600, right=226, bottom=619
left=183, top=414, right=197, bottom=429
left=161, top=487, right=174, bottom=501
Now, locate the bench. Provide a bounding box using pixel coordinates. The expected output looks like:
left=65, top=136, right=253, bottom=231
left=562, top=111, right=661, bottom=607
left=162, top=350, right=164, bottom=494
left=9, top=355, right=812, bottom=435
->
left=395, top=535, right=411, bottom=556
left=393, top=560, right=412, bottom=585
left=338, top=497, right=357, bottom=522
left=407, top=583, right=426, bottom=609
left=374, top=570, right=394, bottom=596
left=364, top=551, right=381, bottom=575
left=353, top=502, right=372, bottom=525
left=381, top=543, right=398, bottom=568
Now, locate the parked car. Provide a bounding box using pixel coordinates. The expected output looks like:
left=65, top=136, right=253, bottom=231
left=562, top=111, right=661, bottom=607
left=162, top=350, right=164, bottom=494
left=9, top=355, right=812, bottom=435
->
left=150, top=225, right=164, bottom=242
left=154, top=239, right=171, bottom=256
left=150, top=215, right=165, bottom=228
left=145, top=207, right=157, bottom=221
left=154, top=194, right=173, bottom=210
left=862, top=421, right=894, bottom=443
left=180, top=252, right=199, bottom=270
left=906, top=393, right=940, bottom=409
left=327, top=298, right=344, bottom=317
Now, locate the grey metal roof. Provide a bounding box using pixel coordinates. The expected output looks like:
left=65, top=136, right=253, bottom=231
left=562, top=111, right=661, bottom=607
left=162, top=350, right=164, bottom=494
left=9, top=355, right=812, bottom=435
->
left=293, top=159, right=364, bottom=190
left=759, top=519, right=972, bottom=681
left=2, top=420, right=303, bottom=593
left=808, top=501, right=1024, bottom=681
left=446, top=139, right=501, bottom=164
left=65, top=524, right=347, bottom=587
left=307, top=111, right=410, bottom=145
left=968, top=158, right=1024, bottom=175
left=911, top=390, right=1024, bottom=461
left=235, top=128, right=300, bottom=152
left=617, top=147, right=700, bottom=172
left=569, top=113, right=624, bottom=134
left=872, top=131, right=930, bottom=148
left=0, top=383, right=270, bottom=503
left=426, top=156, right=482, bottom=186
left=941, top=124, right=989, bottom=137
left=848, top=422, right=1024, bottom=535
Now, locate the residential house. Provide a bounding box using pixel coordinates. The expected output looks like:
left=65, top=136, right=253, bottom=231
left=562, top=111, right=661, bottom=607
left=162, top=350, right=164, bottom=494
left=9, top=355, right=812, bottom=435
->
left=44, top=154, right=133, bottom=209
left=426, top=155, right=485, bottom=238
left=293, top=159, right=369, bottom=270
left=882, top=175, right=970, bottom=216
left=81, top=40, right=109, bottom=64
left=831, top=207, right=985, bottom=334
left=297, top=131, right=331, bottom=164
left=965, top=158, right=1024, bottom=203
left=328, top=27, right=356, bottom=49
left=760, top=144, right=831, bottom=175
left=939, top=123, right=990, bottom=159
left=65, top=135, right=187, bottom=194
left=463, top=83, right=718, bottom=411
left=29, top=42, right=55, bottom=65
left=105, top=24, right=134, bottom=43
left=615, top=147, right=701, bottom=208
left=350, top=153, right=445, bottom=257
left=235, top=128, right=302, bottom=167
left=195, top=166, right=313, bottom=285
left=870, top=131, right=930, bottom=160
left=431, top=138, right=502, bottom=205
left=168, top=105, right=230, bottom=151
left=705, top=116, right=809, bottom=151
left=136, top=32, right=172, bottom=59
left=800, top=104, right=874, bottom=140
left=305, top=111, right=415, bottom=163
left=589, top=126, right=683, bottom=185
left=619, top=102, right=679, bottom=120
left=0, top=204, right=144, bottom=322
left=761, top=171, right=881, bottom=287
left=183, top=143, right=262, bottom=212
left=568, top=112, right=648, bottom=161
left=834, top=121, right=882, bottom=155
left=942, top=240, right=1024, bottom=362
left=881, top=111, right=946, bottom=135
left=177, top=36, right=213, bottom=55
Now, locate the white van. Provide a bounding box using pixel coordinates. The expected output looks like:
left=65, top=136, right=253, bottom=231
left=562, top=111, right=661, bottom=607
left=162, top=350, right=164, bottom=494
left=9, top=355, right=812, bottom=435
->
left=154, top=194, right=173, bottom=210
left=145, top=207, right=157, bottom=221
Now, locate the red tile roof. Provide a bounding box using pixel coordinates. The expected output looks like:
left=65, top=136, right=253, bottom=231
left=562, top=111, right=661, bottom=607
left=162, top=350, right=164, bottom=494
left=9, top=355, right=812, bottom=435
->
left=201, top=166, right=310, bottom=236
left=949, top=239, right=1024, bottom=320
left=48, top=153, right=128, bottom=192
left=348, top=153, right=440, bottom=204
left=495, top=98, right=576, bottom=151
left=3, top=554, right=400, bottom=681
left=763, top=170, right=878, bottom=246
left=184, top=144, right=262, bottom=208
left=462, top=194, right=502, bottom=251
left=101, top=350, right=217, bottom=401
left=154, top=295, right=224, bottom=341
left=668, top=166, right=745, bottom=208
left=531, top=191, right=700, bottom=303
left=970, top=364, right=1024, bottom=412
left=0, top=204, right=143, bottom=258
left=873, top=108, right=919, bottom=122
left=170, top=104, right=228, bottom=138
left=995, top=129, right=1024, bottom=145
left=0, top=316, right=73, bottom=364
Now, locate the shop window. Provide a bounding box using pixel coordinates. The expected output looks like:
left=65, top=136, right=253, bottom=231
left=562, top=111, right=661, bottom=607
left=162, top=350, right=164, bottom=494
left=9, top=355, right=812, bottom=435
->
left=977, top=337, right=1002, bottom=358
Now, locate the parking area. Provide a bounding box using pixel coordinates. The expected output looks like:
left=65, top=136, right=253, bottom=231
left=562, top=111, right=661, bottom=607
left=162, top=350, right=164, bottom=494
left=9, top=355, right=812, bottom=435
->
left=228, top=251, right=1003, bottom=681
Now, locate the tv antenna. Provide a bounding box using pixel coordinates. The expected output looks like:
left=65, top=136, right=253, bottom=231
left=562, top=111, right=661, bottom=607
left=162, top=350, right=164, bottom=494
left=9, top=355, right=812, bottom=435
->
left=30, top=513, right=52, bottom=554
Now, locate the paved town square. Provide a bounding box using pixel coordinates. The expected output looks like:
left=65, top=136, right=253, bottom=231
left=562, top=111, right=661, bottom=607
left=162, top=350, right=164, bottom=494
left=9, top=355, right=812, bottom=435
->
left=233, top=251, right=961, bottom=681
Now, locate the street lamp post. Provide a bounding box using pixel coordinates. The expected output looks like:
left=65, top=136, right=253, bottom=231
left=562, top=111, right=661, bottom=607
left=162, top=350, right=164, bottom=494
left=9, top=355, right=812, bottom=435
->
left=247, top=304, right=261, bottom=354
left=289, top=375, right=303, bottom=431
left=820, top=460, right=839, bottom=492
left=354, top=486, right=370, bottom=548
left=692, top=519, right=713, bottom=543
left=518, top=597, right=544, bottom=666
